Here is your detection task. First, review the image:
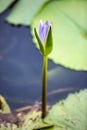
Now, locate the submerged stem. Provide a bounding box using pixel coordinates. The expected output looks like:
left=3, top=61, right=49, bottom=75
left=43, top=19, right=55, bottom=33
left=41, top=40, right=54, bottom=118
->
left=42, top=55, right=48, bottom=118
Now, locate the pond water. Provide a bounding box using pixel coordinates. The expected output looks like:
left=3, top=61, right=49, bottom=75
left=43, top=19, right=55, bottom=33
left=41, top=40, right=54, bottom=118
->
left=0, top=10, right=87, bottom=110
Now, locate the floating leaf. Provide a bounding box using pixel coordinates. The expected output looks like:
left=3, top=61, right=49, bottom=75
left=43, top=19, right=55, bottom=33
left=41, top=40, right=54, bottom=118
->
left=22, top=111, right=54, bottom=130
left=0, top=0, right=15, bottom=13
left=45, top=89, right=87, bottom=130
left=6, top=0, right=49, bottom=25
left=0, top=90, right=87, bottom=130
left=0, top=95, right=11, bottom=113
left=0, top=123, right=18, bottom=130
left=18, top=89, right=87, bottom=130
left=32, top=0, right=87, bottom=70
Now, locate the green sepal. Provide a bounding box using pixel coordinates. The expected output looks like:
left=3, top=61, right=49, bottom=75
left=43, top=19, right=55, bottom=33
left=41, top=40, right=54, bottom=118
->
left=34, top=28, right=44, bottom=55
left=44, top=26, right=53, bottom=55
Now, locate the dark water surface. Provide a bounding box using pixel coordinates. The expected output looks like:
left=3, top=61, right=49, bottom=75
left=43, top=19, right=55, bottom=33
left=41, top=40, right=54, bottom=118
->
left=0, top=10, right=87, bottom=110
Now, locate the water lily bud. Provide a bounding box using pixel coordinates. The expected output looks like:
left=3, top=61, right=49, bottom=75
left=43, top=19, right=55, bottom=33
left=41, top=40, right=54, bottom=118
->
left=34, top=20, right=53, bottom=55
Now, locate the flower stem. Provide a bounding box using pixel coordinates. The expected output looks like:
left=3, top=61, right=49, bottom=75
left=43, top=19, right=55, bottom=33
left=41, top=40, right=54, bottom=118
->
left=42, top=55, right=48, bottom=118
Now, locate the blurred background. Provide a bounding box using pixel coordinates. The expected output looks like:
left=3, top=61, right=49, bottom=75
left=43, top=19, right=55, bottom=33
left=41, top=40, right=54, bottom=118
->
left=0, top=0, right=87, bottom=110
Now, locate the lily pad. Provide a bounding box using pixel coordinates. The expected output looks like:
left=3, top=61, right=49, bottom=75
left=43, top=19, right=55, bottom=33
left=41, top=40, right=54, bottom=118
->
left=22, top=111, right=53, bottom=130
left=31, top=0, right=87, bottom=70
left=0, top=0, right=15, bottom=13
left=0, top=89, right=87, bottom=130
left=45, top=89, right=87, bottom=130
left=0, top=123, right=17, bottom=130
left=17, top=89, right=87, bottom=130
left=6, top=0, right=49, bottom=25
left=0, top=95, right=11, bottom=113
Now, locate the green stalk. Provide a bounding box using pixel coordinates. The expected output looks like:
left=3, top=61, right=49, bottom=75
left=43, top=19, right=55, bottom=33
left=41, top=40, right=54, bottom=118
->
left=42, top=55, right=48, bottom=118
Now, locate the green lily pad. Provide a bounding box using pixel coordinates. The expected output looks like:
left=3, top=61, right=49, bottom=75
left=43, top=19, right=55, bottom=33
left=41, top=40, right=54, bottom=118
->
left=22, top=111, right=54, bottom=130
left=6, top=0, right=49, bottom=25
left=0, top=0, right=15, bottom=13
left=45, top=89, right=87, bottom=130
left=19, top=89, right=87, bottom=130
left=0, top=123, right=17, bottom=130
left=31, top=0, right=87, bottom=70
left=0, top=89, right=86, bottom=130
left=0, top=95, right=11, bottom=113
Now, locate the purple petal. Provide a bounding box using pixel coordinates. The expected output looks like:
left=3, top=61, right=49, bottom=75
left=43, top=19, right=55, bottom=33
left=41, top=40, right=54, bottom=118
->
left=39, top=20, right=43, bottom=34
left=39, top=20, right=50, bottom=44
left=44, top=21, right=49, bottom=38
left=39, top=20, right=44, bottom=43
